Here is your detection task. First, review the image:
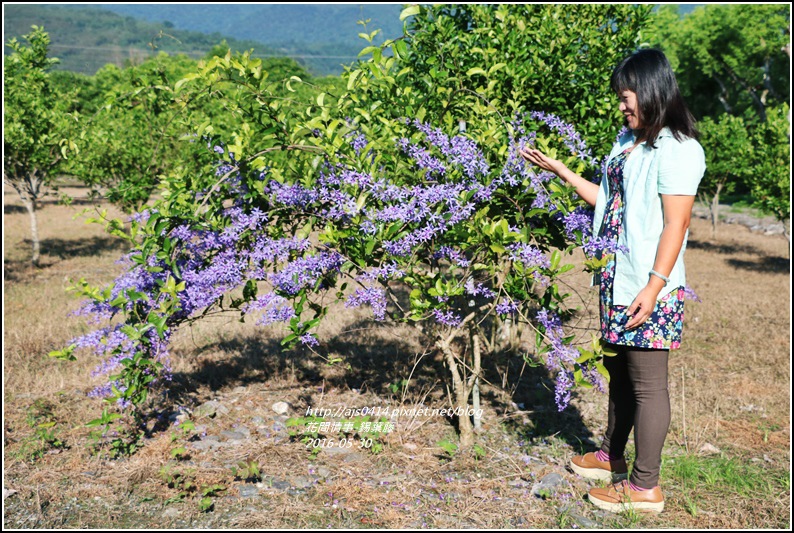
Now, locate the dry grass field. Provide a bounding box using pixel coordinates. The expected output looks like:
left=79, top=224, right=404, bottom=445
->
left=3, top=185, right=791, bottom=528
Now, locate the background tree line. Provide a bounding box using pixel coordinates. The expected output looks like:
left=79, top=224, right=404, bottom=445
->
left=4, top=4, right=791, bottom=267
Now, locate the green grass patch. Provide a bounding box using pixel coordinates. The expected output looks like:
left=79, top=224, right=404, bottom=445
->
left=665, top=454, right=789, bottom=515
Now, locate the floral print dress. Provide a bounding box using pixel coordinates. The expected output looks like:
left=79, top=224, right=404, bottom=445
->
left=598, top=148, right=685, bottom=350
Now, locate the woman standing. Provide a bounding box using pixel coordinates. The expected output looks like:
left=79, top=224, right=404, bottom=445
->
left=520, top=48, right=705, bottom=514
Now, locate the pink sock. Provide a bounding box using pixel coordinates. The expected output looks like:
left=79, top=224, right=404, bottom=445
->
left=595, top=450, right=621, bottom=462
left=629, top=481, right=652, bottom=491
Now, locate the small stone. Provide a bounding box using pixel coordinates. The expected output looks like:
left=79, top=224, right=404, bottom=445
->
left=168, top=411, right=190, bottom=425
left=381, top=474, right=407, bottom=483
left=272, top=402, right=291, bottom=415
left=291, top=476, right=314, bottom=489
left=270, top=480, right=292, bottom=491
left=221, top=430, right=247, bottom=441
left=699, top=442, right=721, bottom=455
left=251, top=416, right=266, bottom=426
left=237, top=484, right=259, bottom=498
left=322, top=445, right=353, bottom=456
left=194, top=400, right=230, bottom=419
left=3, top=488, right=17, bottom=500
left=190, top=436, right=223, bottom=450
left=163, top=507, right=181, bottom=518
left=316, top=467, right=332, bottom=478
left=531, top=473, right=566, bottom=498
left=342, top=451, right=366, bottom=463
left=565, top=509, right=600, bottom=529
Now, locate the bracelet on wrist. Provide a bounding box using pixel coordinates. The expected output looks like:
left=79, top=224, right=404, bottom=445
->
left=649, top=269, right=670, bottom=284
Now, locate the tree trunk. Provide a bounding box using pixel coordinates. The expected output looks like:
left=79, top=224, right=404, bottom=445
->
left=718, top=61, right=766, bottom=122
left=22, top=198, right=41, bottom=267
left=710, top=183, right=723, bottom=239
left=469, top=332, right=483, bottom=433
left=714, top=75, right=733, bottom=115
left=436, top=335, right=474, bottom=449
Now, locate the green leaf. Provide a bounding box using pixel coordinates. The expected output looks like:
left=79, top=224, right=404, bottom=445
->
left=399, top=5, right=421, bottom=21
left=550, top=250, right=561, bottom=270
left=49, top=343, right=77, bottom=361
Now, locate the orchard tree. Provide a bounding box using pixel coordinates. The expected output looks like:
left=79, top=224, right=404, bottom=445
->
left=747, top=104, right=791, bottom=243
left=69, top=52, right=200, bottom=212
left=399, top=4, right=653, bottom=151
left=648, top=4, right=790, bottom=122
left=4, top=26, right=78, bottom=266
left=697, top=114, right=751, bottom=237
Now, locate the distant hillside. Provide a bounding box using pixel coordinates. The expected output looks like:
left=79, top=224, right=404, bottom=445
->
left=82, top=4, right=406, bottom=46
left=3, top=4, right=292, bottom=75
left=68, top=3, right=407, bottom=76
left=4, top=3, right=407, bottom=76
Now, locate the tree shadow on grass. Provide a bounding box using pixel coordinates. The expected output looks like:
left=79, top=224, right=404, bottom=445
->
left=687, top=239, right=790, bottom=274
left=4, top=204, right=27, bottom=215
left=477, top=349, right=597, bottom=453
left=726, top=257, right=790, bottom=274
left=167, top=320, right=442, bottom=401
left=4, top=236, right=130, bottom=283
left=166, top=319, right=595, bottom=451
left=38, top=236, right=130, bottom=260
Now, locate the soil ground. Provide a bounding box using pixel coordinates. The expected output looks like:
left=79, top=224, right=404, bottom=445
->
left=3, top=185, right=791, bottom=529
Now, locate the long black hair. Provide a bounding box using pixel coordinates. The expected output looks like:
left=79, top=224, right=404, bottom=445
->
left=611, top=48, right=698, bottom=148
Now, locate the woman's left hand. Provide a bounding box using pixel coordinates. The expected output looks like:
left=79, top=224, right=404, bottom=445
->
left=625, top=285, right=662, bottom=329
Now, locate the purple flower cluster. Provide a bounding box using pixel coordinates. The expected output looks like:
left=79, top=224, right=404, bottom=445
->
left=683, top=285, right=701, bottom=302
left=562, top=207, right=594, bottom=240
left=242, top=292, right=296, bottom=326
left=495, top=299, right=519, bottom=316
left=433, top=246, right=470, bottom=268
left=582, top=236, right=630, bottom=258
left=345, top=286, right=388, bottom=321
left=554, top=370, right=574, bottom=412
left=398, top=138, right=447, bottom=178
left=507, top=243, right=551, bottom=269
left=359, top=262, right=405, bottom=282
left=529, top=111, right=598, bottom=167
left=464, top=279, right=496, bottom=299
left=269, top=251, right=344, bottom=296
left=432, top=309, right=462, bottom=328
left=410, top=120, right=490, bottom=179
left=300, top=333, right=319, bottom=347
left=536, top=309, right=581, bottom=411
left=348, top=131, right=369, bottom=155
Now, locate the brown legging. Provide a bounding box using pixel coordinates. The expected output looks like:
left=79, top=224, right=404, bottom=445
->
left=600, top=344, right=671, bottom=489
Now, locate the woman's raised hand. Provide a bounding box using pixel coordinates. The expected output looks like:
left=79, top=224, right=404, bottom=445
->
left=519, top=146, right=599, bottom=208
left=519, top=147, right=567, bottom=176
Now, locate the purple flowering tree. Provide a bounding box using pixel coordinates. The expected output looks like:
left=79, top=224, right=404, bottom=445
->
left=52, top=45, right=621, bottom=452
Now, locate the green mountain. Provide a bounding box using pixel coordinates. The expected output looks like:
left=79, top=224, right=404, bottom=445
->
left=80, top=4, right=405, bottom=47
left=3, top=4, right=406, bottom=76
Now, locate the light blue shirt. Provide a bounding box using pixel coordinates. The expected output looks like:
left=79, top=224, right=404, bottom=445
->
left=592, top=127, right=706, bottom=306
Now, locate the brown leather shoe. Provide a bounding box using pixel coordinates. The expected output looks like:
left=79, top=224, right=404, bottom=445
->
left=588, top=479, right=665, bottom=514
left=570, top=452, right=628, bottom=481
